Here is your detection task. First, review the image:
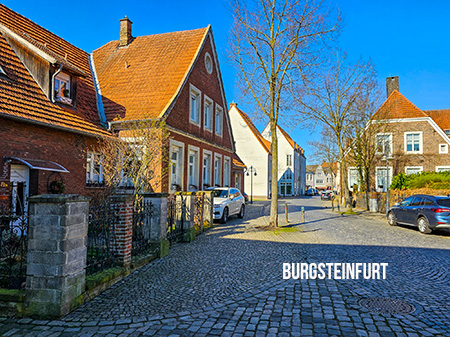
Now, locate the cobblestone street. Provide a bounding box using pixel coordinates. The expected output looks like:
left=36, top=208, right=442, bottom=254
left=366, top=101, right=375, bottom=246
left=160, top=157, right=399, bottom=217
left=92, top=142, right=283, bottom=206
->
left=1, top=196, right=450, bottom=336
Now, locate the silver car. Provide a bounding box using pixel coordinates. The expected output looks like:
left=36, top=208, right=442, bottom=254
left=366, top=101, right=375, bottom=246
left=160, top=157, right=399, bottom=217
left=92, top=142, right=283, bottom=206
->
left=212, top=187, right=245, bottom=223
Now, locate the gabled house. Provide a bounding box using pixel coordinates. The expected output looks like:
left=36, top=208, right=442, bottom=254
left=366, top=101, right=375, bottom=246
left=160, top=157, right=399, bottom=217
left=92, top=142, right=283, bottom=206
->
left=261, top=125, right=306, bottom=196
left=228, top=103, right=272, bottom=198
left=92, top=19, right=235, bottom=193
left=0, top=5, right=110, bottom=212
left=306, top=164, right=330, bottom=190
left=347, top=76, right=450, bottom=192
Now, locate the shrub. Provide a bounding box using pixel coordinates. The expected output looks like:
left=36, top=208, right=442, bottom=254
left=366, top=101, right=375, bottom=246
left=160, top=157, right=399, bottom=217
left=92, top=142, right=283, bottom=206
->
left=391, top=171, right=450, bottom=190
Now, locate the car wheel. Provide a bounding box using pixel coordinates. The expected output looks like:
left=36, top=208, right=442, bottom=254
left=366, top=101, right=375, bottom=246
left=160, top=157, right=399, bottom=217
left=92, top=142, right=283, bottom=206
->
left=417, top=217, right=432, bottom=234
left=387, top=211, right=397, bottom=226
left=221, top=207, right=229, bottom=223
left=238, top=204, right=245, bottom=218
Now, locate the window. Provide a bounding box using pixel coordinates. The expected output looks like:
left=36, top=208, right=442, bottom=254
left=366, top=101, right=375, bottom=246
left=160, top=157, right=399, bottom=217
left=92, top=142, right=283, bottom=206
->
left=316, top=179, right=323, bottom=184
left=202, top=151, right=212, bottom=188
left=410, top=196, right=424, bottom=206
left=235, top=173, right=241, bottom=190
left=436, top=166, right=450, bottom=172
left=86, top=152, right=104, bottom=186
left=439, top=144, right=448, bottom=154
left=170, top=142, right=184, bottom=190
left=189, top=84, right=201, bottom=124
left=348, top=167, right=359, bottom=189
left=445, top=130, right=450, bottom=137
left=375, top=167, right=392, bottom=192
left=405, top=166, right=422, bottom=175
left=214, top=154, right=222, bottom=186
left=404, top=132, right=422, bottom=154
left=224, top=157, right=231, bottom=187
left=375, top=133, right=392, bottom=154
left=286, top=154, right=292, bottom=166
left=0, top=64, right=6, bottom=76
left=55, top=72, right=72, bottom=104
left=205, top=52, right=213, bottom=74
left=215, top=106, right=223, bottom=135
left=188, top=147, right=199, bottom=190
left=204, top=96, right=213, bottom=131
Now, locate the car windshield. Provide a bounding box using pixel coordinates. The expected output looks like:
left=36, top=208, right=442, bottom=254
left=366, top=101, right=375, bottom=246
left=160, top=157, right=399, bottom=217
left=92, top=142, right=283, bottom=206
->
left=212, top=189, right=228, bottom=198
left=436, top=198, right=450, bottom=207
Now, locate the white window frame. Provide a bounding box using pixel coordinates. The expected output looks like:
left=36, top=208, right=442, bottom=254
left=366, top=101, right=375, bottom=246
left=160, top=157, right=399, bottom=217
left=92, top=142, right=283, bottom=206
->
left=436, top=166, right=450, bottom=172
left=223, top=156, right=231, bottom=187
left=348, top=167, right=360, bottom=190
left=189, top=84, right=201, bottom=125
left=375, top=133, right=393, bottom=155
left=404, top=131, right=423, bottom=154
left=214, top=153, right=222, bottom=186
left=204, top=52, right=213, bottom=74
left=215, top=105, right=223, bottom=136
left=405, top=166, right=423, bottom=175
left=286, top=154, right=292, bottom=166
left=55, top=71, right=72, bottom=104
left=169, top=140, right=185, bottom=190
left=204, top=95, right=213, bottom=131
left=86, top=152, right=104, bottom=185
left=439, top=143, right=448, bottom=154
left=187, top=145, right=200, bottom=190
left=375, top=166, right=393, bottom=192
left=202, top=150, right=212, bottom=188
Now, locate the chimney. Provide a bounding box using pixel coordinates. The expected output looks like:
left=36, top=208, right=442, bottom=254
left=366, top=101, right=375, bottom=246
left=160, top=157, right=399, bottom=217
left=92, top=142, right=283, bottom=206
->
left=386, top=76, right=399, bottom=98
left=230, top=102, right=238, bottom=109
left=119, top=16, right=133, bottom=47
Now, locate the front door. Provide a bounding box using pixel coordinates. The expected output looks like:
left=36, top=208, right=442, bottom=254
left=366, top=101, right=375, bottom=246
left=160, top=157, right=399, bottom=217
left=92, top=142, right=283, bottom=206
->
left=10, top=165, right=29, bottom=215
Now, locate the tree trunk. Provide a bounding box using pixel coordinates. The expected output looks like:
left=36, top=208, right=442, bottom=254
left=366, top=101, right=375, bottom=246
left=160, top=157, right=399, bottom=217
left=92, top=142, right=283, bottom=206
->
left=269, top=119, right=278, bottom=227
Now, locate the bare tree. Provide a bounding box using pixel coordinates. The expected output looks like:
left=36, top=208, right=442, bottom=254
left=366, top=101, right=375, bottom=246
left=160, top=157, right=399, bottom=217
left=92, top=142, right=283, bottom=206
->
left=308, top=126, right=339, bottom=188
left=94, top=119, right=170, bottom=200
left=298, top=49, right=377, bottom=208
left=229, top=0, right=338, bottom=227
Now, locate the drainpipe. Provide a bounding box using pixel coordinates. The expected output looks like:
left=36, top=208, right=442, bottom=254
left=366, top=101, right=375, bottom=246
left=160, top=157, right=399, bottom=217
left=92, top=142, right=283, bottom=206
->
left=51, top=64, right=63, bottom=103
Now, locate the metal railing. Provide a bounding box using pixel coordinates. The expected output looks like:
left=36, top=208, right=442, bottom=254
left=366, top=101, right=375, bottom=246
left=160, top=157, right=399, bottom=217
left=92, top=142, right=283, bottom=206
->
left=166, top=194, right=185, bottom=246
left=132, top=198, right=156, bottom=257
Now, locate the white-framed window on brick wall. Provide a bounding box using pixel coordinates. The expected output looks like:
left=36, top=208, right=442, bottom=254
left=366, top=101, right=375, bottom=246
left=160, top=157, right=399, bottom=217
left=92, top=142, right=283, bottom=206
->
left=439, top=143, right=448, bottom=154
left=204, top=96, right=213, bottom=131
left=188, top=146, right=200, bottom=191
left=214, top=154, right=222, bottom=186
left=375, top=133, right=392, bottom=155
left=189, top=84, right=201, bottom=125
left=86, top=152, right=104, bottom=186
left=405, top=166, right=423, bottom=175
left=202, top=150, right=212, bottom=189
left=404, top=132, right=422, bottom=154
left=436, top=166, right=450, bottom=172
left=215, top=105, right=223, bottom=136
left=170, top=140, right=184, bottom=191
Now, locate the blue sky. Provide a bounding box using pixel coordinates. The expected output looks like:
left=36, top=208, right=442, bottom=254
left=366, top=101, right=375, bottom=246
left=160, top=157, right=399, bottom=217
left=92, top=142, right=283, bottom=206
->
left=3, top=0, right=450, bottom=163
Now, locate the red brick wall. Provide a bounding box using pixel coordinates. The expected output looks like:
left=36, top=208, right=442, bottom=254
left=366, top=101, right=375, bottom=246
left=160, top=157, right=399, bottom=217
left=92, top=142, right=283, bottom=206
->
left=165, top=33, right=234, bottom=152
left=0, top=117, right=104, bottom=199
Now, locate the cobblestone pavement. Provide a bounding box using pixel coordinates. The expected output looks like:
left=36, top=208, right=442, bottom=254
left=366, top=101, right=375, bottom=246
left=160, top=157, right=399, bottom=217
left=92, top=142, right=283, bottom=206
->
left=2, top=196, right=450, bottom=336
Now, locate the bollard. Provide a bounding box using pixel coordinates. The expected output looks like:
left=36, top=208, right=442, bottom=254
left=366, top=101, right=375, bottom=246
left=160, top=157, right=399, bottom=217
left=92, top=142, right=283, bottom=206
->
left=285, top=202, right=289, bottom=223
left=301, top=206, right=305, bottom=223
left=331, top=199, right=334, bottom=212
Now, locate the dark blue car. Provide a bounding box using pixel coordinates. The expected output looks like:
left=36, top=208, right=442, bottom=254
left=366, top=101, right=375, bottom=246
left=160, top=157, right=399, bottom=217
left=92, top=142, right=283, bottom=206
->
left=387, top=194, right=450, bottom=234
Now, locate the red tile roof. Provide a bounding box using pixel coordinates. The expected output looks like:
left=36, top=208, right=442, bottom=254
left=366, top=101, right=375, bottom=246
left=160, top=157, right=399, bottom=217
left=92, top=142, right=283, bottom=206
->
left=423, top=109, right=450, bottom=133
left=0, top=4, right=108, bottom=136
left=232, top=153, right=246, bottom=169
left=93, top=27, right=209, bottom=121
left=233, top=106, right=271, bottom=153
left=372, top=90, right=428, bottom=120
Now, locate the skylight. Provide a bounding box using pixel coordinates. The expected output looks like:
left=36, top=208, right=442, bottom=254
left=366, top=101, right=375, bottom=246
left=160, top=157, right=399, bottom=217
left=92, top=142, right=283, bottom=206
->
left=0, top=65, right=6, bottom=76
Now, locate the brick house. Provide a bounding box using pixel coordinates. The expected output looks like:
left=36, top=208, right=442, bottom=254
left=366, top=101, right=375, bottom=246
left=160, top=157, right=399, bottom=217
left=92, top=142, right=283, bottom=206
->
left=0, top=5, right=110, bottom=211
left=347, top=76, right=450, bottom=192
left=261, top=125, right=306, bottom=196
left=92, top=19, right=235, bottom=193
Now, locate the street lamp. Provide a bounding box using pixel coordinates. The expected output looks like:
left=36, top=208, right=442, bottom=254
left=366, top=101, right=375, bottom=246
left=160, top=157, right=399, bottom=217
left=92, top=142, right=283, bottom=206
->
left=381, top=153, right=394, bottom=216
left=246, top=166, right=257, bottom=204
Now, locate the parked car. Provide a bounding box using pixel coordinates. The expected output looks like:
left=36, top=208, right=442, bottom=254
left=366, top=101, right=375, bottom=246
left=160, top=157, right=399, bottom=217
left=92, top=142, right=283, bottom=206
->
left=387, top=194, right=450, bottom=234
left=305, top=188, right=317, bottom=196
left=211, top=187, right=246, bottom=223
left=321, top=190, right=334, bottom=200
left=242, top=192, right=249, bottom=204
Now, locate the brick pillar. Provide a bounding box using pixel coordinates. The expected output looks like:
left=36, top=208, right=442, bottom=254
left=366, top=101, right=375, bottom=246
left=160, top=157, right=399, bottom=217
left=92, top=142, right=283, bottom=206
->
left=143, top=193, right=169, bottom=257
left=109, top=194, right=133, bottom=268
left=25, top=194, right=90, bottom=318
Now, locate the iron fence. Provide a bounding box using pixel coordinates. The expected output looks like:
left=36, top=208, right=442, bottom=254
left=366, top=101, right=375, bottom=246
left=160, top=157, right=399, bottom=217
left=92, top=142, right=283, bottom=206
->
left=166, top=194, right=185, bottom=246
left=87, top=200, right=118, bottom=276
left=0, top=204, right=28, bottom=289
left=132, top=198, right=156, bottom=257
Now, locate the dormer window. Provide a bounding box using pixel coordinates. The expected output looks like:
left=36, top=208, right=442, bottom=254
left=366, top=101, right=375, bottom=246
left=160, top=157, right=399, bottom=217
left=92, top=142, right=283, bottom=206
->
left=0, top=64, right=6, bottom=76
left=55, top=72, right=72, bottom=105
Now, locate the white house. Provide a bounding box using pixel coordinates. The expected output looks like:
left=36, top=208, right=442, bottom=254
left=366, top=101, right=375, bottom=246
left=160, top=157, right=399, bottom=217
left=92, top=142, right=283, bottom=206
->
left=228, top=103, right=272, bottom=198
left=261, top=125, right=306, bottom=196
left=306, top=163, right=338, bottom=191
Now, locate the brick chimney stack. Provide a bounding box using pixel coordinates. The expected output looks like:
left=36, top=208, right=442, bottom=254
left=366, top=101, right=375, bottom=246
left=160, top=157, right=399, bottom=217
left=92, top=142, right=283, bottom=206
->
left=119, top=16, right=133, bottom=47
left=386, top=76, right=399, bottom=98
